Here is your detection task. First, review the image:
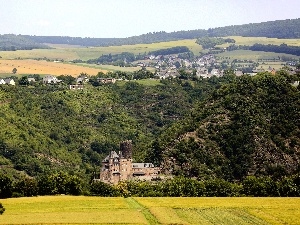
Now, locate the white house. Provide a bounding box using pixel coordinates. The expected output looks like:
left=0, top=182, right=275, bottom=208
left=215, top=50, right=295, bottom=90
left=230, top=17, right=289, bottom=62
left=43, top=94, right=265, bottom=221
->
left=28, top=78, right=36, bottom=83
left=0, top=79, right=5, bottom=85
left=4, top=78, right=15, bottom=85
left=43, top=75, right=61, bottom=84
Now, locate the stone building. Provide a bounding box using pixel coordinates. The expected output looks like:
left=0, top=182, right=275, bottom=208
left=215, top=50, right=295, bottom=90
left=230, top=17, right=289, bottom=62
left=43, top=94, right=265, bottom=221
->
left=99, top=140, right=160, bottom=185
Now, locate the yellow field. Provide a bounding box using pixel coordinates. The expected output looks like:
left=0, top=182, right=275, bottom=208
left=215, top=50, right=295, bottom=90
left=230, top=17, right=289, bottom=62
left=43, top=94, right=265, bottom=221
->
left=0, top=59, right=106, bottom=76
left=0, top=196, right=299, bottom=225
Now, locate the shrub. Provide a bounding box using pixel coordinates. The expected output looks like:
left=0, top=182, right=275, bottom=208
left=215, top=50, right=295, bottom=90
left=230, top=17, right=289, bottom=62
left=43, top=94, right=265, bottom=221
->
left=0, top=203, right=4, bottom=215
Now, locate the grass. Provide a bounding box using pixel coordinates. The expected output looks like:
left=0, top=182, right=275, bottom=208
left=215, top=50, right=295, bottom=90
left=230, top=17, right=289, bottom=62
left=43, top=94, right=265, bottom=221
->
left=0, top=196, right=148, bottom=225
left=1, top=196, right=300, bottom=225
left=135, top=197, right=300, bottom=225
left=222, top=36, right=300, bottom=47
left=216, top=50, right=300, bottom=63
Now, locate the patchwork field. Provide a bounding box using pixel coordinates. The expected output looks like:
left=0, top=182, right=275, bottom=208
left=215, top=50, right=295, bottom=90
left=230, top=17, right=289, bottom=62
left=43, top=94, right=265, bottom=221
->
left=0, top=39, right=202, bottom=61
left=0, top=196, right=299, bottom=225
left=0, top=36, right=300, bottom=75
left=0, top=59, right=106, bottom=76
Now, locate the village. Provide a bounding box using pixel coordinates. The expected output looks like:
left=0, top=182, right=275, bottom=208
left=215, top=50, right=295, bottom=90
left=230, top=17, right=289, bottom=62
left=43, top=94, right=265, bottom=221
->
left=133, top=53, right=289, bottom=79
left=1, top=51, right=299, bottom=87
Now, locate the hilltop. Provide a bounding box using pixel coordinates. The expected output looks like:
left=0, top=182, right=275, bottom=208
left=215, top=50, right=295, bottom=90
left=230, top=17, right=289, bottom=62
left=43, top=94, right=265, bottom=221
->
left=1, top=18, right=300, bottom=50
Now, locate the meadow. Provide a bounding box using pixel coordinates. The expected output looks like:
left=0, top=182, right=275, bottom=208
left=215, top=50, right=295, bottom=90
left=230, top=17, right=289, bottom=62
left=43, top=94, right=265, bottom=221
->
left=221, top=36, right=300, bottom=47
left=0, top=196, right=299, bottom=225
left=216, top=50, right=300, bottom=62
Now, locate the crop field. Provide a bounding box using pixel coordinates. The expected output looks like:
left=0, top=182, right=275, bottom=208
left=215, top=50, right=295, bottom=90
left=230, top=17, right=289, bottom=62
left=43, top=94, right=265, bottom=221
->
left=1, top=196, right=299, bottom=225
left=0, top=59, right=105, bottom=76
left=222, top=36, right=300, bottom=47
left=216, top=50, right=300, bottom=61
left=0, top=39, right=202, bottom=61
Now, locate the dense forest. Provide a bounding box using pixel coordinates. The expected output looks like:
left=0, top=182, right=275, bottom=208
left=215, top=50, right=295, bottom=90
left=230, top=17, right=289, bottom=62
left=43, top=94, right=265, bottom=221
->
left=148, top=46, right=190, bottom=56
left=0, top=34, right=50, bottom=51
left=0, top=18, right=297, bottom=48
left=0, top=69, right=299, bottom=197
left=249, top=43, right=300, bottom=56
left=196, top=37, right=235, bottom=49
left=1, top=70, right=299, bottom=178
left=87, top=52, right=137, bottom=66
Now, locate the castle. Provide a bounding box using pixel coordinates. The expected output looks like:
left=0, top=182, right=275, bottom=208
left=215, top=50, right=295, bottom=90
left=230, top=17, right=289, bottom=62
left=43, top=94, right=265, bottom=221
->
left=99, top=140, right=161, bottom=185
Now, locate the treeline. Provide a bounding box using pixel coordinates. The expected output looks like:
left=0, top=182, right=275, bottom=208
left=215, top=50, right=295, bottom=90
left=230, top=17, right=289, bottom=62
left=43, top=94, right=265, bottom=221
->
left=249, top=43, right=300, bottom=56
left=1, top=172, right=299, bottom=198
left=18, top=18, right=300, bottom=47
left=87, top=52, right=139, bottom=66
left=225, top=43, right=300, bottom=57
left=0, top=34, right=50, bottom=51
left=148, top=46, right=190, bottom=56
left=91, top=69, right=155, bottom=82
left=207, top=18, right=300, bottom=39
left=196, top=37, right=235, bottom=49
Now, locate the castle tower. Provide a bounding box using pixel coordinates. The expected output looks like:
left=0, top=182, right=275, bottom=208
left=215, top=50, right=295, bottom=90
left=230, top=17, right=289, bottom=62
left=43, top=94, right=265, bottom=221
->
left=120, top=140, right=132, bottom=159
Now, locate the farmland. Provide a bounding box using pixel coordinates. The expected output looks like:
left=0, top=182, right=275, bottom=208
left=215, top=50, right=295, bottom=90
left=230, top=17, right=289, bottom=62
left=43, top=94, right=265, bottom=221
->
left=1, top=37, right=299, bottom=61
left=1, top=196, right=300, bottom=225
left=0, top=59, right=106, bottom=77
left=0, top=39, right=202, bottom=61
left=218, top=36, right=300, bottom=47
left=1, top=36, right=300, bottom=76
left=216, top=50, right=300, bottom=63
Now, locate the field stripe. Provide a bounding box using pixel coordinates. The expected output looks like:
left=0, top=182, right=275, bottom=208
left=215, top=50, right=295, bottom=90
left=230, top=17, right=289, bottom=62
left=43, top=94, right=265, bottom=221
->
left=126, top=198, right=161, bottom=225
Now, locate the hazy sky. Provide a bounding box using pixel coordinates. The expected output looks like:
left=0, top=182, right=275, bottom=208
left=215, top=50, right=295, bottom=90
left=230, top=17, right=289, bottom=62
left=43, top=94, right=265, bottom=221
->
left=1, top=0, right=299, bottom=38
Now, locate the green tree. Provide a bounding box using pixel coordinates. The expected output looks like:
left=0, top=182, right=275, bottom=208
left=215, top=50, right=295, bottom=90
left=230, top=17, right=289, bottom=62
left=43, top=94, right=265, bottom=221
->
left=0, top=203, right=4, bottom=215
left=57, top=75, right=76, bottom=85
left=90, top=181, right=118, bottom=197
left=13, top=177, right=38, bottom=197
left=0, top=174, right=12, bottom=198
left=18, top=76, right=30, bottom=86
left=12, top=68, right=17, bottom=74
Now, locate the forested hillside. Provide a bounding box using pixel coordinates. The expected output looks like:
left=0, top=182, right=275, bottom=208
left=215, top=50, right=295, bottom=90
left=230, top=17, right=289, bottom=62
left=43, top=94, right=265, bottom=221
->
left=157, top=73, right=300, bottom=181
left=0, top=70, right=299, bottom=184
left=0, top=34, right=50, bottom=51
left=0, top=79, right=214, bottom=179
left=19, top=18, right=300, bottom=47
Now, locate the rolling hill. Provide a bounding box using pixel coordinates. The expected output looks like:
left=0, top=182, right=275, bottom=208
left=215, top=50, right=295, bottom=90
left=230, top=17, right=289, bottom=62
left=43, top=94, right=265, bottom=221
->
left=1, top=18, right=300, bottom=50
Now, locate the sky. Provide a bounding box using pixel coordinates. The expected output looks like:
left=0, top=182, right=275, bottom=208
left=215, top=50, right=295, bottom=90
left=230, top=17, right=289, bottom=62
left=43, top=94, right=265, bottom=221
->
left=1, top=0, right=299, bottom=38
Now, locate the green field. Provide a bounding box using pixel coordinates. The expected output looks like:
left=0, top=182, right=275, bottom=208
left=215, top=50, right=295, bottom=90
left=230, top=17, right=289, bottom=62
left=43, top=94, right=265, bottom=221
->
left=0, top=39, right=202, bottom=61
left=1, top=196, right=299, bottom=225
left=216, top=50, right=300, bottom=61
left=221, top=36, right=300, bottom=47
